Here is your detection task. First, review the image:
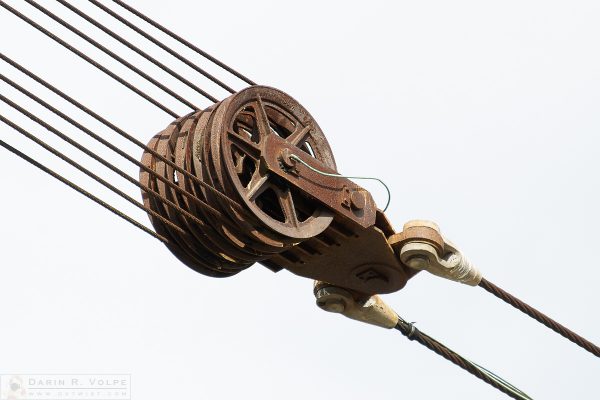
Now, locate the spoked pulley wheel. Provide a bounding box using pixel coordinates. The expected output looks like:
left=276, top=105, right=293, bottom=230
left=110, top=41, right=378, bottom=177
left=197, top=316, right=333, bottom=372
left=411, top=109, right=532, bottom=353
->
left=212, top=86, right=336, bottom=239
left=140, top=86, right=337, bottom=277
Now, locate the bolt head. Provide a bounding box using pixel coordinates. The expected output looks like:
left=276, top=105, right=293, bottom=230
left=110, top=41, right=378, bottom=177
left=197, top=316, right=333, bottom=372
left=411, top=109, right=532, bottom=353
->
left=317, top=298, right=346, bottom=313
left=406, top=255, right=429, bottom=270
left=350, top=191, right=366, bottom=210
left=279, top=148, right=296, bottom=169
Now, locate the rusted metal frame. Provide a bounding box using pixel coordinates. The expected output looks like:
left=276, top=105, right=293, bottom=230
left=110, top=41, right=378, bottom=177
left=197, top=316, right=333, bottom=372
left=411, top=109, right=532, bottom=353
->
left=159, top=122, right=254, bottom=273
left=169, top=114, right=256, bottom=265
left=201, top=101, right=297, bottom=252
left=0, top=54, right=247, bottom=216
left=143, top=129, right=243, bottom=276
left=140, top=92, right=323, bottom=277
left=0, top=73, right=224, bottom=221
left=0, top=136, right=168, bottom=243
left=55, top=0, right=218, bottom=103
left=207, top=86, right=415, bottom=292
left=22, top=0, right=200, bottom=109
left=388, top=224, right=445, bottom=256
left=141, top=132, right=212, bottom=273
left=109, top=0, right=256, bottom=87
left=216, top=87, right=338, bottom=240
left=175, top=113, right=272, bottom=262
left=0, top=1, right=178, bottom=117
left=273, top=213, right=414, bottom=294
left=137, top=86, right=413, bottom=291
left=262, top=133, right=377, bottom=229
left=207, top=92, right=303, bottom=247
left=0, top=114, right=187, bottom=238
left=142, top=118, right=259, bottom=275
left=132, top=86, right=406, bottom=288
left=88, top=0, right=237, bottom=94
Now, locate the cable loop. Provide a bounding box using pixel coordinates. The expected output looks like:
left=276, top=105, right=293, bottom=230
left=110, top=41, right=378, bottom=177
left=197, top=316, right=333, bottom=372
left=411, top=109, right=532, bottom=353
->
left=289, top=154, right=392, bottom=211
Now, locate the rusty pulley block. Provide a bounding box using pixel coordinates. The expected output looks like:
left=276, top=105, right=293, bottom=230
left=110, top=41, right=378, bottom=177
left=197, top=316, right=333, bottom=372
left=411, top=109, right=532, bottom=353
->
left=140, top=86, right=458, bottom=294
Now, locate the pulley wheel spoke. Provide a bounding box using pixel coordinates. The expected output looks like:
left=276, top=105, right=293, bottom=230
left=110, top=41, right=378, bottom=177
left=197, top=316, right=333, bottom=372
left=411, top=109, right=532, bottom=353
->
left=246, top=171, right=270, bottom=201
left=277, top=187, right=299, bottom=227
left=287, top=124, right=311, bottom=147
left=253, top=96, right=271, bottom=139
left=219, top=86, right=337, bottom=239
left=227, top=130, right=261, bottom=160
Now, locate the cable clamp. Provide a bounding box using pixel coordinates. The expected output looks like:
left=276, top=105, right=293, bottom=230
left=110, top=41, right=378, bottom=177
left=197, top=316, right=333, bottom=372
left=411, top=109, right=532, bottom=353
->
left=313, top=282, right=399, bottom=329
left=390, top=220, right=482, bottom=286
left=406, top=321, right=418, bottom=340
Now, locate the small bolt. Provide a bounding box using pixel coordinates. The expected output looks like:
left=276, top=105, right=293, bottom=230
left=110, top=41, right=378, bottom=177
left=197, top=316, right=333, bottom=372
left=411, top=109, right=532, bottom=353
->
left=317, top=298, right=346, bottom=313
left=350, top=190, right=366, bottom=210
left=406, top=255, right=429, bottom=270
left=279, top=148, right=296, bottom=169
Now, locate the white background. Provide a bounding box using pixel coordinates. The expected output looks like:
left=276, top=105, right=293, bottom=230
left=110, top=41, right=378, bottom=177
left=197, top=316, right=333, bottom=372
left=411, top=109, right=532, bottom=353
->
left=1, top=0, right=599, bottom=399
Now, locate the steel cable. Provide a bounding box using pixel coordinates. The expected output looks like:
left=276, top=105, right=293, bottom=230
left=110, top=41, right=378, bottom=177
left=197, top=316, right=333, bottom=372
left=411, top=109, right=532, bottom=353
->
left=479, top=277, right=600, bottom=358
left=0, top=116, right=178, bottom=241
left=0, top=108, right=187, bottom=234
left=0, top=137, right=168, bottom=243
left=0, top=94, right=227, bottom=237
left=109, top=0, right=256, bottom=87
left=395, top=318, right=532, bottom=400
left=0, top=53, right=251, bottom=215
left=88, top=0, right=237, bottom=94
left=0, top=0, right=178, bottom=117
left=0, top=71, right=274, bottom=268
left=56, top=0, right=218, bottom=103
left=289, top=154, right=392, bottom=211
left=0, top=72, right=224, bottom=220
left=21, top=0, right=201, bottom=109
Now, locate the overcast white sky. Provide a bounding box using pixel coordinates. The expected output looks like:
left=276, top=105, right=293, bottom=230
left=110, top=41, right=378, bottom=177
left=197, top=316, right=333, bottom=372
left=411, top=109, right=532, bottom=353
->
left=1, top=0, right=599, bottom=399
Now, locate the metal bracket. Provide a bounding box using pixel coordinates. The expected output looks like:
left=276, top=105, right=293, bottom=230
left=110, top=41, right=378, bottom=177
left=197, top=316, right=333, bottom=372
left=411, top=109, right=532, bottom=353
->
left=389, top=220, right=482, bottom=286
left=313, top=281, right=399, bottom=329
left=261, top=133, right=377, bottom=229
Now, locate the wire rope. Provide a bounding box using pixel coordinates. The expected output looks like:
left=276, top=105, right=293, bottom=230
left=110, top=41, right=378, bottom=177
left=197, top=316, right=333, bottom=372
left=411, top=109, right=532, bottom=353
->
left=109, top=0, right=256, bottom=86
left=22, top=0, right=201, bottom=108
left=395, top=317, right=533, bottom=400
left=56, top=0, right=218, bottom=103
left=0, top=1, right=179, bottom=117
left=0, top=117, right=170, bottom=242
left=479, top=277, right=600, bottom=358
left=289, top=154, right=392, bottom=211
left=0, top=54, right=250, bottom=214
left=88, top=0, right=238, bottom=94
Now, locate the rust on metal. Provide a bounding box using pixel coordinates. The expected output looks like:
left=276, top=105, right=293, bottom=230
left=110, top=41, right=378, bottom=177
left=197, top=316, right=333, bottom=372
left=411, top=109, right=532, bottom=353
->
left=261, top=132, right=377, bottom=229
left=388, top=221, right=445, bottom=257
left=139, top=86, right=430, bottom=294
